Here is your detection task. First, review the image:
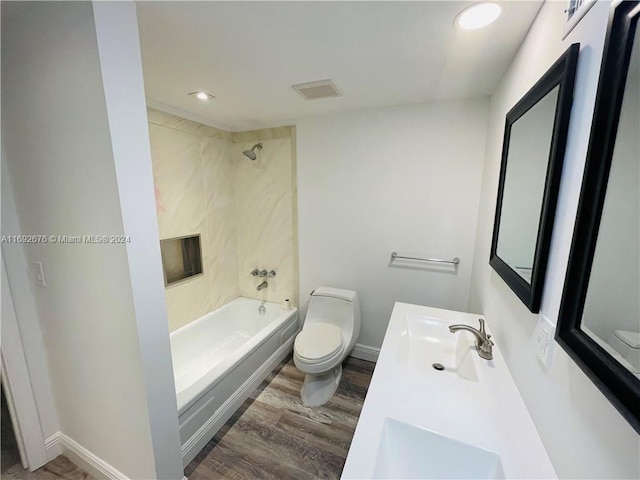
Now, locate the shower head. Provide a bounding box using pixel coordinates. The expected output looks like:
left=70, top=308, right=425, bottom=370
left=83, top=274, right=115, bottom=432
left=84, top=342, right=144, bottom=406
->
left=242, top=143, right=263, bottom=161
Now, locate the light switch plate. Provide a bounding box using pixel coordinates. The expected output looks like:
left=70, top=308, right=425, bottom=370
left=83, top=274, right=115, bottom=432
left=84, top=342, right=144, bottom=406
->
left=534, top=314, right=555, bottom=370
left=32, top=261, right=46, bottom=287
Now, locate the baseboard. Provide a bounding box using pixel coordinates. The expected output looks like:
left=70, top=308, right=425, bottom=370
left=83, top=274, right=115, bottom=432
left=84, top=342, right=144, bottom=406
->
left=44, top=432, right=129, bottom=480
left=350, top=343, right=380, bottom=363
left=44, top=433, right=62, bottom=461
left=181, top=338, right=295, bottom=466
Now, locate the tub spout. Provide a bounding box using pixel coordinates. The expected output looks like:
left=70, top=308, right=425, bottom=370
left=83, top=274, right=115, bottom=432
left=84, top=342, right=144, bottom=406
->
left=257, top=281, right=268, bottom=291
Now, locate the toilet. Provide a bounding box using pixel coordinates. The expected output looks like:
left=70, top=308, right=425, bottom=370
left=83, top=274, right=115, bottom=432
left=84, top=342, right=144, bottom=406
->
left=293, top=287, right=361, bottom=407
left=609, top=330, right=640, bottom=373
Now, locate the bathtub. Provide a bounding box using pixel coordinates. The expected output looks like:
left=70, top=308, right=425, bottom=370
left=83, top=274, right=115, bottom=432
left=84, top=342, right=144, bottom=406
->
left=170, top=297, right=299, bottom=466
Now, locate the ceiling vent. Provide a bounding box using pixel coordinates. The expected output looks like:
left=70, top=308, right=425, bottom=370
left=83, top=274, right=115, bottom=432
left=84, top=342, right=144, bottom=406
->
left=292, top=79, right=342, bottom=100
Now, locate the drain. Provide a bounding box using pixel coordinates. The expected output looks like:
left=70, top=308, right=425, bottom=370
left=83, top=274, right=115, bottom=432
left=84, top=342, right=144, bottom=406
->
left=432, top=363, right=445, bottom=371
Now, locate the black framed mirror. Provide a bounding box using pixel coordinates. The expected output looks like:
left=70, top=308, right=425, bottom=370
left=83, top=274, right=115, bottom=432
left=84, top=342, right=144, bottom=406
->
left=490, top=44, right=580, bottom=313
left=556, top=1, right=640, bottom=433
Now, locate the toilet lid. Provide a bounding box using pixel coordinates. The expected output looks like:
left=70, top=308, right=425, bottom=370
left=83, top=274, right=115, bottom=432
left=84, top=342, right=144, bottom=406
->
left=295, top=323, right=342, bottom=361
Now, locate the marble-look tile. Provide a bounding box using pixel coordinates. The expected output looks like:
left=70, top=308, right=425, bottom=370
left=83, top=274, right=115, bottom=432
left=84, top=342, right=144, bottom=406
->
left=164, top=270, right=212, bottom=331
left=147, top=108, right=231, bottom=142
left=149, top=122, right=210, bottom=331
left=163, top=230, right=213, bottom=332
left=231, top=126, right=294, bottom=143
left=290, top=129, right=300, bottom=309
left=202, top=136, right=240, bottom=311
left=234, top=139, right=297, bottom=306
left=148, top=109, right=299, bottom=331
left=149, top=124, right=205, bottom=238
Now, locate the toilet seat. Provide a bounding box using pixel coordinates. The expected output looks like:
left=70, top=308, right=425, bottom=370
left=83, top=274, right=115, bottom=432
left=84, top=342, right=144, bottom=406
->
left=294, top=323, right=342, bottom=361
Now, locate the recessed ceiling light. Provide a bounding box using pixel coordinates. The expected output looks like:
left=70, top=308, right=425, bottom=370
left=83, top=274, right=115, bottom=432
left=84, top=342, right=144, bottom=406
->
left=455, top=2, right=502, bottom=30
left=188, top=91, right=215, bottom=101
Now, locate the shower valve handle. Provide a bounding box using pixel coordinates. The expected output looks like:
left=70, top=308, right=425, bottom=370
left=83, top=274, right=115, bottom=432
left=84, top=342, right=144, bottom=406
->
left=251, top=269, right=275, bottom=277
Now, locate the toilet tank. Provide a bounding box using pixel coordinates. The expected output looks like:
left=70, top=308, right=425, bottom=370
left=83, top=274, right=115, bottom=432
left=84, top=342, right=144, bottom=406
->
left=306, top=287, right=361, bottom=345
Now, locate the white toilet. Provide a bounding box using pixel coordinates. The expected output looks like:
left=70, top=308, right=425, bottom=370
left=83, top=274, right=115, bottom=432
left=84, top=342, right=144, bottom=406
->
left=609, top=330, right=640, bottom=373
left=293, top=286, right=361, bottom=407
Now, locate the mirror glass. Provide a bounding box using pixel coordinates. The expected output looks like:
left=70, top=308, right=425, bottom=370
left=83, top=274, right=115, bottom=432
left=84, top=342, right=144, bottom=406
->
left=496, top=86, right=560, bottom=283
left=580, top=31, right=640, bottom=376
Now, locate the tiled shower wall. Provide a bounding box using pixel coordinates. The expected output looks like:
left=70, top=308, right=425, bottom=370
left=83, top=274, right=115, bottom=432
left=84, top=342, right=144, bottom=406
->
left=233, top=128, right=298, bottom=308
left=148, top=109, right=298, bottom=331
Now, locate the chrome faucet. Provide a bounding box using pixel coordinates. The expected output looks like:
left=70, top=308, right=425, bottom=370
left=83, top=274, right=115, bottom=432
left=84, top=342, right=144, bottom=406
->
left=449, top=318, right=494, bottom=360
left=257, top=281, right=268, bottom=291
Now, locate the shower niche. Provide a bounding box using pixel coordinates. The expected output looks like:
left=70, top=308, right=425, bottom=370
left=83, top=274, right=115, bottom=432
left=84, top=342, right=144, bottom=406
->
left=160, top=234, right=203, bottom=286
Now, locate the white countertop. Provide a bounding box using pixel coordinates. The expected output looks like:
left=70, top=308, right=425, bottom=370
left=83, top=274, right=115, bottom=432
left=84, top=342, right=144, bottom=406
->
left=341, top=302, right=556, bottom=479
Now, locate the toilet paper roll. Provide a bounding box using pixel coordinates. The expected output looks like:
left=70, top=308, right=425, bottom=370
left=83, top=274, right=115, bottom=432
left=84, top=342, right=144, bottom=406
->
left=282, top=298, right=291, bottom=311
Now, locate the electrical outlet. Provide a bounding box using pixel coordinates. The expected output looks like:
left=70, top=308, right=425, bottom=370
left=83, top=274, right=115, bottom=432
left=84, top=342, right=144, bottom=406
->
left=536, top=326, right=548, bottom=360
left=534, top=315, right=555, bottom=370
left=32, top=261, right=46, bottom=287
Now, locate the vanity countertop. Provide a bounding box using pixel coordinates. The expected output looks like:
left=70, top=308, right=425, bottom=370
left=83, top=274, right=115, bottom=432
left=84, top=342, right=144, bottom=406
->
left=341, top=302, right=556, bottom=479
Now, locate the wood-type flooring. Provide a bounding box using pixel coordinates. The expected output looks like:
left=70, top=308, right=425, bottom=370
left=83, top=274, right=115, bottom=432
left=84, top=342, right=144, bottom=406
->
left=1, top=456, right=93, bottom=480
left=1, top=356, right=375, bottom=480
left=185, top=356, right=376, bottom=480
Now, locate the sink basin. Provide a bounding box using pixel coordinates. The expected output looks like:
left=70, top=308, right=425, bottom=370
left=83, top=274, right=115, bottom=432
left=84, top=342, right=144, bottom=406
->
left=373, top=418, right=503, bottom=479
left=396, top=313, right=479, bottom=381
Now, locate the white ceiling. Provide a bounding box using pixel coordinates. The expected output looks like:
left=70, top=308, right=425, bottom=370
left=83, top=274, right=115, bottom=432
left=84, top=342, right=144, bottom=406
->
left=136, top=1, right=542, bottom=132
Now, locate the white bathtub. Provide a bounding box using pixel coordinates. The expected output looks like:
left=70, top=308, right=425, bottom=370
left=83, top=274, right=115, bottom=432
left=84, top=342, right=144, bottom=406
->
left=170, top=297, right=299, bottom=466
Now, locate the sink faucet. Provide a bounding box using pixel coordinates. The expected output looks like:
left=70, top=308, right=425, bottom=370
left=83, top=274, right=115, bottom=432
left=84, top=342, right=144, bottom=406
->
left=449, top=318, right=494, bottom=360
left=257, top=281, right=268, bottom=291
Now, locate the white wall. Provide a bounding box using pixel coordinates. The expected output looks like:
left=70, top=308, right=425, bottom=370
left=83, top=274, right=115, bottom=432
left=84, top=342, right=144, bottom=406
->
left=1, top=159, right=60, bottom=448
left=297, top=99, right=488, bottom=348
left=92, top=3, right=184, bottom=479
left=469, top=1, right=640, bottom=478
left=2, top=2, right=182, bottom=478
